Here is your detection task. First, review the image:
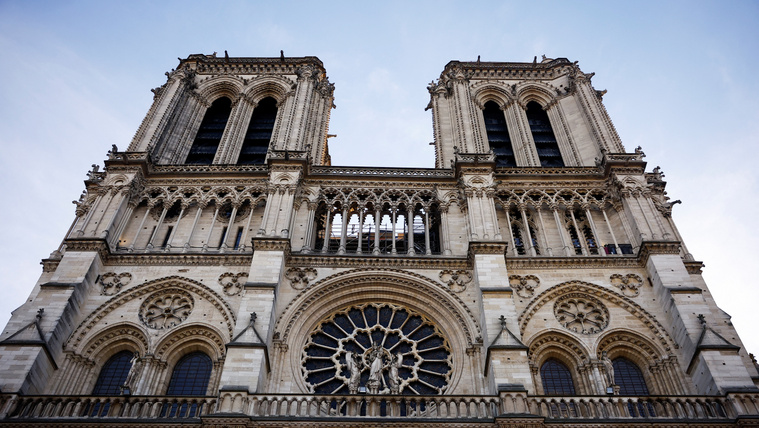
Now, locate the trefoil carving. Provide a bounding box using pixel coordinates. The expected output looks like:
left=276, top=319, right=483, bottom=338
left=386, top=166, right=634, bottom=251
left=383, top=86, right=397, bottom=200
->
left=439, top=269, right=472, bottom=293
left=509, top=275, right=540, bottom=298
left=285, top=267, right=318, bottom=290
left=219, top=272, right=249, bottom=296
left=99, top=272, right=132, bottom=296
left=610, top=273, right=643, bottom=297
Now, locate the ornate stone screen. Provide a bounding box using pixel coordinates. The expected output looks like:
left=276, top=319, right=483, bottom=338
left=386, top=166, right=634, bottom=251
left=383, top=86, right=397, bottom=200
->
left=302, top=303, right=452, bottom=395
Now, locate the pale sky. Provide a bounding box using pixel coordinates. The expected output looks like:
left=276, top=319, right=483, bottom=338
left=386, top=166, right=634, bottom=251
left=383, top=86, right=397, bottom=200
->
left=1, top=1, right=758, bottom=356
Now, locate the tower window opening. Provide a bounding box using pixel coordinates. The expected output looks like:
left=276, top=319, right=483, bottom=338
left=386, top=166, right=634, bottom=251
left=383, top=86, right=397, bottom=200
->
left=161, top=226, right=173, bottom=248
left=526, top=101, right=564, bottom=167
left=483, top=101, right=516, bottom=167
left=186, top=97, right=232, bottom=165
left=233, top=226, right=244, bottom=250
left=238, top=97, right=277, bottom=165
left=219, top=226, right=228, bottom=249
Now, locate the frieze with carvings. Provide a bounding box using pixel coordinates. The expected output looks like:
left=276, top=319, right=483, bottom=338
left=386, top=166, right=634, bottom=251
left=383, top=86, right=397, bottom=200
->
left=609, top=273, right=643, bottom=297
left=509, top=275, right=540, bottom=298
left=554, top=294, right=609, bottom=335
left=99, top=272, right=133, bottom=296
left=285, top=267, right=318, bottom=290
left=219, top=272, right=249, bottom=296
left=139, top=289, right=194, bottom=330
left=439, top=270, right=472, bottom=293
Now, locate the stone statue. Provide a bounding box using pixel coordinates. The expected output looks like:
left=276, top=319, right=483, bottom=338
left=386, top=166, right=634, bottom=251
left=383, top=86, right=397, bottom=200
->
left=601, top=351, right=615, bottom=387
left=366, top=342, right=385, bottom=394
left=122, top=351, right=143, bottom=394
left=388, top=353, right=403, bottom=394
left=345, top=352, right=362, bottom=394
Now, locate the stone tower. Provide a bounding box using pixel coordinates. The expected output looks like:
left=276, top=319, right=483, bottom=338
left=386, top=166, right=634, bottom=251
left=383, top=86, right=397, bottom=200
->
left=0, top=54, right=757, bottom=426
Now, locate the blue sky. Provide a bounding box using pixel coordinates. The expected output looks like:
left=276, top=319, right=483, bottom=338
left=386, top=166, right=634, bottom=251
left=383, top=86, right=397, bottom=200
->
left=1, top=1, right=758, bottom=356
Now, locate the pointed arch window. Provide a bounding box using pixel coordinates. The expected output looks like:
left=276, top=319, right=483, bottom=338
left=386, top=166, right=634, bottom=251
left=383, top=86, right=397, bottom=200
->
left=92, top=350, right=133, bottom=395
left=613, top=358, right=649, bottom=395
left=540, top=358, right=576, bottom=395
left=238, top=97, right=277, bottom=165
left=526, top=101, right=564, bottom=167
left=483, top=101, right=516, bottom=167
left=166, top=352, right=212, bottom=395
left=186, top=97, right=232, bottom=164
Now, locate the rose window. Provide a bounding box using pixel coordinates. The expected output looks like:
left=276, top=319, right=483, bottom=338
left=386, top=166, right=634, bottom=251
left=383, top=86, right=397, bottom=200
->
left=554, top=294, right=609, bottom=334
left=139, top=290, right=194, bottom=330
left=302, top=303, right=452, bottom=395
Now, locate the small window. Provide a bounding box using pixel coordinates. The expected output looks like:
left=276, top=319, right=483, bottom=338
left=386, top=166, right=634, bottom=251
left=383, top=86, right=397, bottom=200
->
left=540, top=358, right=576, bottom=395
left=166, top=352, right=213, bottom=396
left=238, top=97, right=277, bottom=165
left=482, top=101, right=516, bottom=167
left=526, top=101, right=564, bottom=167
left=92, top=351, right=133, bottom=395
left=186, top=97, right=233, bottom=164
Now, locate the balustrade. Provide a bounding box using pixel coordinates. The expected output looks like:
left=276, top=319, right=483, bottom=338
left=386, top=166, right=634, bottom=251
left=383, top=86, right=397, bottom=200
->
left=1, top=393, right=756, bottom=422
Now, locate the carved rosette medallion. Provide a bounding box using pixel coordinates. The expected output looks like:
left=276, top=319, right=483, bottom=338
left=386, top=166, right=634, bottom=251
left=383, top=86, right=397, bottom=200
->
left=509, top=275, right=540, bottom=298
left=302, top=303, right=452, bottom=395
left=439, top=269, right=472, bottom=293
left=554, top=294, right=609, bottom=335
left=139, top=289, right=194, bottom=330
left=610, top=274, right=643, bottom=297
left=219, top=272, right=249, bottom=296
left=99, top=272, right=132, bottom=296
left=285, top=267, right=318, bottom=290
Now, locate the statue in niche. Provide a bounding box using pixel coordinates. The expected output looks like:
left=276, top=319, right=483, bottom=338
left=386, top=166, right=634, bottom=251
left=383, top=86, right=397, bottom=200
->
left=601, top=351, right=615, bottom=387
left=366, top=342, right=385, bottom=394
left=345, top=352, right=363, bottom=394
left=387, top=353, right=403, bottom=394
left=121, top=351, right=143, bottom=395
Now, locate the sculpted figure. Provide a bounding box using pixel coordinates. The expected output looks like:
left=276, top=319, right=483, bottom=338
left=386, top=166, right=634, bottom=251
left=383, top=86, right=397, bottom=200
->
left=345, top=352, right=362, bottom=394
left=366, top=342, right=385, bottom=394
left=388, top=353, right=403, bottom=394
left=601, top=351, right=615, bottom=387
left=122, top=351, right=143, bottom=394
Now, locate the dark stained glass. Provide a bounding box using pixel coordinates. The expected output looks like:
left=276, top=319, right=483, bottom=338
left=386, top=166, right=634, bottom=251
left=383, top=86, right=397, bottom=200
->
left=166, top=352, right=212, bottom=396
left=92, top=350, right=133, bottom=395
left=614, top=357, right=650, bottom=395
left=540, top=359, right=576, bottom=395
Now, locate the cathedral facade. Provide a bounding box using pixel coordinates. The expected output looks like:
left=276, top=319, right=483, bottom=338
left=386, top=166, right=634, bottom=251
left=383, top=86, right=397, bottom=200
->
left=0, top=54, right=757, bottom=426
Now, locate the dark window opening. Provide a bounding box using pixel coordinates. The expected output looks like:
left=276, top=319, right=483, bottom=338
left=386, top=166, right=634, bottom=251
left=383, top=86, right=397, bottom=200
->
left=238, top=97, right=277, bottom=165
left=619, top=244, right=634, bottom=255
left=582, top=225, right=598, bottom=255
left=233, top=227, right=244, bottom=250
left=512, top=224, right=525, bottom=255
left=526, top=101, right=564, bottom=167
left=483, top=101, right=516, bottom=167
left=92, top=351, right=133, bottom=395
left=541, top=358, right=576, bottom=395
left=218, top=226, right=228, bottom=249
left=186, top=97, right=232, bottom=164
left=567, top=225, right=583, bottom=255
left=166, top=352, right=212, bottom=396
left=161, top=226, right=173, bottom=248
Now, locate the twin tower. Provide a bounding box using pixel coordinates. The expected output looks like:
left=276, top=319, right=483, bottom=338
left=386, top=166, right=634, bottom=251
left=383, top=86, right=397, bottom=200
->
left=0, top=54, right=757, bottom=425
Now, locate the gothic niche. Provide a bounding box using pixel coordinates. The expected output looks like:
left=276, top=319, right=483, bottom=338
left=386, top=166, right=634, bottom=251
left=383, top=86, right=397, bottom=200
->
left=302, top=303, right=452, bottom=395
left=139, top=289, right=194, bottom=330
left=553, top=294, right=609, bottom=334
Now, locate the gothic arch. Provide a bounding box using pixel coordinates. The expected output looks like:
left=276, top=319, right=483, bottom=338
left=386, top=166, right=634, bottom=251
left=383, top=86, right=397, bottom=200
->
left=515, top=82, right=557, bottom=108
left=153, top=323, right=226, bottom=364
left=470, top=81, right=515, bottom=109
left=243, top=75, right=295, bottom=105
left=596, top=329, right=665, bottom=368
left=527, top=330, right=591, bottom=395
left=195, top=76, right=245, bottom=104
left=64, top=276, right=236, bottom=352
left=518, top=280, right=676, bottom=354
left=274, top=268, right=482, bottom=394
left=81, top=322, right=149, bottom=361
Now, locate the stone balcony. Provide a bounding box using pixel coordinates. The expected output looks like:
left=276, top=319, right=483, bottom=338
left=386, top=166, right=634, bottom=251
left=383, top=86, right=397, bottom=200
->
left=2, top=392, right=758, bottom=425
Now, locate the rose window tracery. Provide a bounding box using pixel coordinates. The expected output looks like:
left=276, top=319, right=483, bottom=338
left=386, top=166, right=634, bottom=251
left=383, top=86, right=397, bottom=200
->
left=302, top=303, right=452, bottom=395
left=554, top=294, right=609, bottom=334
left=139, top=290, right=194, bottom=330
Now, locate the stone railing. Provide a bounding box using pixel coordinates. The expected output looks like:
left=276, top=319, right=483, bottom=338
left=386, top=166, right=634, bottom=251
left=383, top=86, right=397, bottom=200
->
left=501, top=392, right=759, bottom=421
left=309, top=166, right=454, bottom=178
left=217, top=392, right=501, bottom=419
left=0, top=395, right=216, bottom=420
left=2, top=392, right=757, bottom=422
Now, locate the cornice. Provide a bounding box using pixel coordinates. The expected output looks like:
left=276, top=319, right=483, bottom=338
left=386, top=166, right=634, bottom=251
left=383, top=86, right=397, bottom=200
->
left=684, top=261, right=705, bottom=275
left=308, top=165, right=455, bottom=180
left=109, top=253, right=252, bottom=266
left=180, top=54, right=326, bottom=75
left=639, top=241, right=682, bottom=265
left=469, top=241, right=508, bottom=255
left=506, top=255, right=641, bottom=270
left=252, top=237, right=291, bottom=252
left=62, top=238, right=110, bottom=259
left=288, top=253, right=469, bottom=270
